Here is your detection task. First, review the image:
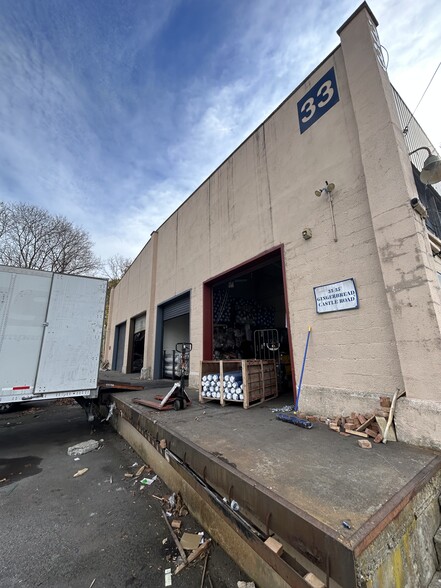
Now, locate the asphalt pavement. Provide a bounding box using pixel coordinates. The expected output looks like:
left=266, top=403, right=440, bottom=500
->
left=0, top=401, right=246, bottom=588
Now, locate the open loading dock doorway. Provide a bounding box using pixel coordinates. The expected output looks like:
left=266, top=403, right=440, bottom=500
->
left=203, top=247, right=295, bottom=394
left=154, top=292, right=190, bottom=379
left=129, top=313, right=145, bottom=373
left=112, top=321, right=126, bottom=371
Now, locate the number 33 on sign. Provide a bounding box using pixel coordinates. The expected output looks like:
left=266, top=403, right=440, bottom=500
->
left=297, top=67, right=340, bottom=134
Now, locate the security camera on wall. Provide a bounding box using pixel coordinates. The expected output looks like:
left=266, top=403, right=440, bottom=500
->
left=410, top=197, right=428, bottom=219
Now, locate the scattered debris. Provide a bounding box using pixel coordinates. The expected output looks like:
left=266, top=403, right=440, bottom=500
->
left=135, top=465, right=146, bottom=477
left=102, top=401, right=116, bottom=422
left=160, top=439, right=167, bottom=449
left=382, top=389, right=405, bottom=443
left=165, top=568, right=172, bottom=587
left=264, top=536, right=283, bottom=556
left=124, top=473, right=134, bottom=478
left=171, top=520, right=182, bottom=530
left=140, top=475, right=157, bottom=486
left=342, top=521, right=351, bottom=529
left=164, top=492, right=187, bottom=518
left=276, top=413, right=313, bottom=429
left=200, top=551, right=209, bottom=588
left=161, top=510, right=187, bottom=563
left=270, top=405, right=295, bottom=413
left=358, top=440, right=372, bottom=449
left=230, top=500, right=240, bottom=512
left=237, top=582, right=256, bottom=588
left=345, top=429, right=368, bottom=438
left=175, top=539, right=212, bottom=575
left=73, top=468, right=89, bottom=478
left=315, top=391, right=405, bottom=446
left=68, top=440, right=100, bottom=456
left=180, top=533, right=201, bottom=551
left=0, top=478, right=7, bottom=483
left=89, top=579, right=96, bottom=588
left=376, top=416, right=397, bottom=442
left=74, top=457, right=80, bottom=461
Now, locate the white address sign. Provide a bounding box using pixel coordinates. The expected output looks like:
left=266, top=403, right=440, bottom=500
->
left=313, top=279, right=358, bottom=314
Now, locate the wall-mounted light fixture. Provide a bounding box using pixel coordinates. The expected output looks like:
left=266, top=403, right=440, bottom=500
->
left=409, top=147, right=441, bottom=185
left=314, top=181, right=338, bottom=242
left=314, top=182, right=335, bottom=198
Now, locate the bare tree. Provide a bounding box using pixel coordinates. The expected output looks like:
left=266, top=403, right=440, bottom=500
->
left=103, top=254, right=132, bottom=282
left=0, top=201, right=101, bottom=275
left=0, top=202, right=10, bottom=239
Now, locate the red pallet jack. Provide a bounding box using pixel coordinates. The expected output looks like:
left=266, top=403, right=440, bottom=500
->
left=133, top=343, right=192, bottom=411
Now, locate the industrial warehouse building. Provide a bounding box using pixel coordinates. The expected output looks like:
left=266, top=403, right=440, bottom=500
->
left=104, top=3, right=441, bottom=450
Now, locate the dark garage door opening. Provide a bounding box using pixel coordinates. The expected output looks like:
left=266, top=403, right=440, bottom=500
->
left=154, top=293, right=190, bottom=379
left=112, top=321, right=126, bottom=371
left=130, top=314, right=145, bottom=373
left=204, top=247, right=294, bottom=394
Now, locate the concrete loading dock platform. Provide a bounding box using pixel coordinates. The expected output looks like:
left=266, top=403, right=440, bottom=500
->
left=99, top=377, right=441, bottom=588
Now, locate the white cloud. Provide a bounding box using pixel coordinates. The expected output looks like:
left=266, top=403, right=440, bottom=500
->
left=0, top=0, right=440, bottom=264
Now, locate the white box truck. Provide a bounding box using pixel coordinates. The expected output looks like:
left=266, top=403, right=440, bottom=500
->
left=0, top=265, right=107, bottom=416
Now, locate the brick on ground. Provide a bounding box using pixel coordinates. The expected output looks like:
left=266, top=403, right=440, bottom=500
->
left=358, top=439, right=372, bottom=449
left=356, top=415, right=375, bottom=432
left=344, top=423, right=357, bottom=430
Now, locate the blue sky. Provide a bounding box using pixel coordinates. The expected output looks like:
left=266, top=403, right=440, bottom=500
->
left=1, top=0, right=440, bottom=263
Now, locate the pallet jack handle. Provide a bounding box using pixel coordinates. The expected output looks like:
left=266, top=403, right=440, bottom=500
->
left=176, top=342, right=192, bottom=353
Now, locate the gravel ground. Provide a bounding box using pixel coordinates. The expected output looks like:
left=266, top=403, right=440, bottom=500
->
left=0, top=400, right=248, bottom=588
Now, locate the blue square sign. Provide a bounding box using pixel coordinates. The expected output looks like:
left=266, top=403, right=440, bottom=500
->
left=297, top=67, right=340, bottom=134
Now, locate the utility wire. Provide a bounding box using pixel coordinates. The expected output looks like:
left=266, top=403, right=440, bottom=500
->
left=403, top=61, right=441, bottom=135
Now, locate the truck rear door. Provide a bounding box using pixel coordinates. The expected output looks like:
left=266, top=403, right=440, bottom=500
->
left=34, top=273, right=107, bottom=394
left=0, top=268, right=52, bottom=400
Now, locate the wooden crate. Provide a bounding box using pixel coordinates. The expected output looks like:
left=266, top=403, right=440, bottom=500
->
left=199, top=359, right=278, bottom=409
left=242, top=360, right=278, bottom=409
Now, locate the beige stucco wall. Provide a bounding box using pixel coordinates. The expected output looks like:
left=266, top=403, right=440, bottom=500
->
left=107, top=238, right=154, bottom=373
left=105, top=5, right=441, bottom=446
left=107, top=42, right=402, bottom=390
left=338, top=6, right=441, bottom=407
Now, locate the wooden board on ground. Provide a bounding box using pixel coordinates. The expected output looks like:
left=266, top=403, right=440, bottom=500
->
left=375, top=416, right=397, bottom=442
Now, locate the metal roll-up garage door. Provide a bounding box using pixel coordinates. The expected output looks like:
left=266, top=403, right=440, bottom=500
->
left=134, top=314, right=146, bottom=333
left=163, top=296, right=190, bottom=320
